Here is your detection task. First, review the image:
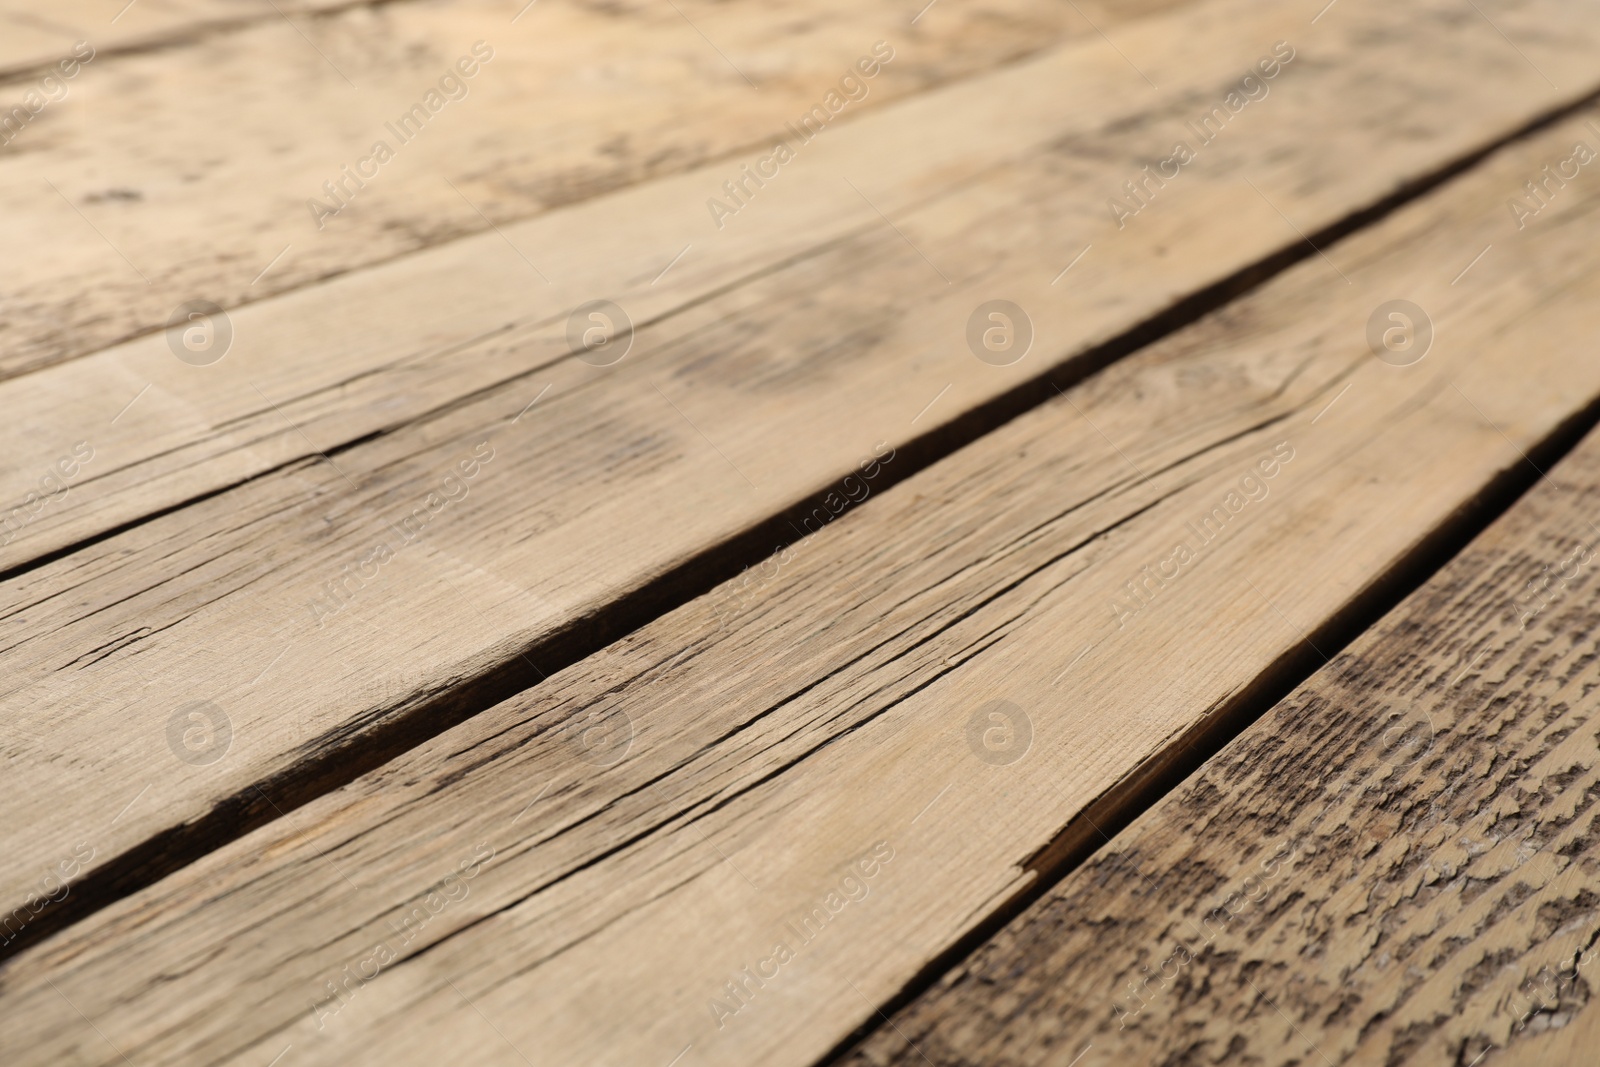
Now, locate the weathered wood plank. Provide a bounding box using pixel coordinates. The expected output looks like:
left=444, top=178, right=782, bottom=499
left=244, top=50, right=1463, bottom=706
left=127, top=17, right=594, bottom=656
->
left=2, top=0, right=1594, bottom=578
left=7, top=90, right=1600, bottom=1067
left=0, top=0, right=1185, bottom=381
left=1, top=0, right=1592, bottom=952
left=835, top=316, right=1600, bottom=1067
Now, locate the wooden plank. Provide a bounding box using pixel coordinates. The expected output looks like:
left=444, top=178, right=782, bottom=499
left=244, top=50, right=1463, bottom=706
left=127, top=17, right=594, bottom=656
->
left=7, top=90, right=1600, bottom=1067
left=1, top=0, right=1593, bottom=949
left=0, top=0, right=1183, bottom=381
left=833, top=348, right=1600, bottom=1067
left=2, top=0, right=1594, bottom=576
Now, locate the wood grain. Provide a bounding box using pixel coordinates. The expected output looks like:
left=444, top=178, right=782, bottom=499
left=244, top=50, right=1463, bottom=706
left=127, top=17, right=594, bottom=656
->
left=8, top=92, right=1600, bottom=1067
left=3, top=0, right=1596, bottom=577
left=834, top=313, right=1600, bottom=1067
left=2, top=0, right=1594, bottom=952
left=0, top=0, right=1188, bottom=381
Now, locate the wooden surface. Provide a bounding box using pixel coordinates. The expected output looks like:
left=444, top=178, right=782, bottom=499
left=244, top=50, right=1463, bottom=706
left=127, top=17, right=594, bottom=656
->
left=9, top=76, right=1600, bottom=1066
left=7, top=0, right=1600, bottom=1064
left=836, top=336, right=1600, bottom=1067
left=7, top=0, right=1594, bottom=946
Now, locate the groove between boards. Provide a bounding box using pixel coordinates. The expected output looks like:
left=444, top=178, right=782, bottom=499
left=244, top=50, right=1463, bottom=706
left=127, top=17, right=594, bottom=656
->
left=6, top=72, right=1600, bottom=966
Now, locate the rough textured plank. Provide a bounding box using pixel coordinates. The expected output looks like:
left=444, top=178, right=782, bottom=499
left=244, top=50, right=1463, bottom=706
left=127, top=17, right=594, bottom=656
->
left=0, top=0, right=1184, bottom=381
left=8, top=94, right=1600, bottom=1067
left=835, top=323, right=1600, bottom=1067
left=2, top=0, right=1594, bottom=950
left=2, top=0, right=1594, bottom=577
